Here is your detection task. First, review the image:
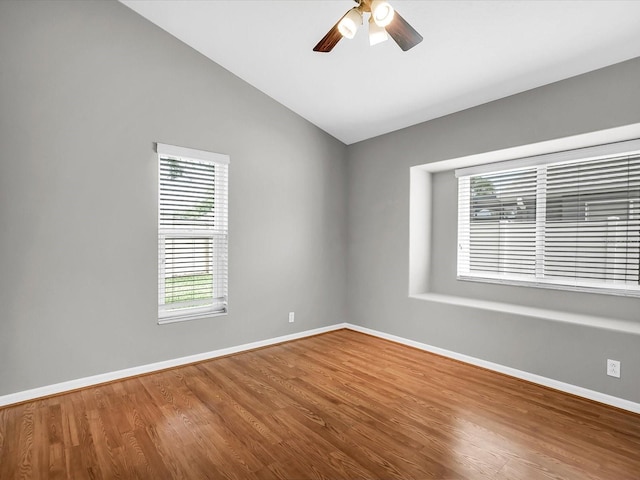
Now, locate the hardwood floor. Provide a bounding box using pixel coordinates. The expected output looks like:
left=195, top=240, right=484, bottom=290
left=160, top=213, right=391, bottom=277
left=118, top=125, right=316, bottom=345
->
left=1, top=329, right=639, bottom=479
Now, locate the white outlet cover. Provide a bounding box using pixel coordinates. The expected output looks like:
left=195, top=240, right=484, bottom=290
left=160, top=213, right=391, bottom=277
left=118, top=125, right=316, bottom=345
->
left=607, top=359, right=621, bottom=378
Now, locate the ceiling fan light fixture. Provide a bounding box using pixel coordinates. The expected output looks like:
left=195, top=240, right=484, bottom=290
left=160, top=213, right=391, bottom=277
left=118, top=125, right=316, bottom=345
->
left=368, top=16, right=388, bottom=46
left=371, top=0, right=394, bottom=27
left=313, top=0, right=422, bottom=53
left=338, top=8, right=362, bottom=39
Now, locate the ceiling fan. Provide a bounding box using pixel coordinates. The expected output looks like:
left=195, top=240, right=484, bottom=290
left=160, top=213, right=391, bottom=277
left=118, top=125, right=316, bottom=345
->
left=313, top=0, right=423, bottom=52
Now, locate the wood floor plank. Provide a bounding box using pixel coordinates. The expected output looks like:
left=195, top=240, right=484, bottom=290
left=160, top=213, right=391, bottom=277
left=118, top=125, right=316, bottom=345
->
left=1, top=329, right=639, bottom=479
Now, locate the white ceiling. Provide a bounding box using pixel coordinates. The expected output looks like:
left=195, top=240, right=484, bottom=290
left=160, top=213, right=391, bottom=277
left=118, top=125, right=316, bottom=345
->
left=121, top=0, right=640, bottom=145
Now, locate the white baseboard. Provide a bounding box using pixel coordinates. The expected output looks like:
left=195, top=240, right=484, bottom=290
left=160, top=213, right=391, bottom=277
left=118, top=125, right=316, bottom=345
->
left=345, top=323, right=640, bottom=415
left=0, top=323, right=347, bottom=407
left=2, top=322, right=639, bottom=415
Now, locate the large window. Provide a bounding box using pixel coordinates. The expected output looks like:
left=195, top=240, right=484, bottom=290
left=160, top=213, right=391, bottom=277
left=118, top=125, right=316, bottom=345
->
left=457, top=142, right=640, bottom=296
left=157, top=143, right=229, bottom=323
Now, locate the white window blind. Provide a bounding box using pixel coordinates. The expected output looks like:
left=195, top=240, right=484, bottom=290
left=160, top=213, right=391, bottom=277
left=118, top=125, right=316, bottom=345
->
left=457, top=148, right=640, bottom=296
left=157, top=143, right=229, bottom=323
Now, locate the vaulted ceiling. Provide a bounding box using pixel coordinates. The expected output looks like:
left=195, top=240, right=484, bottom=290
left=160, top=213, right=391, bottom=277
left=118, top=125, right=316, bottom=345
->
left=121, top=1, right=640, bottom=145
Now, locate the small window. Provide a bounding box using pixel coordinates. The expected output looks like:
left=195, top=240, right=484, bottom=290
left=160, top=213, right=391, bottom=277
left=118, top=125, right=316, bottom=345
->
left=457, top=144, right=640, bottom=296
left=157, top=143, right=229, bottom=323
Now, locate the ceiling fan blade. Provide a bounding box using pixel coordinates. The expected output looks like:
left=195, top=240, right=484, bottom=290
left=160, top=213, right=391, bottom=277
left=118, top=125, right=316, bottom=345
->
left=385, top=10, right=423, bottom=51
left=313, top=15, right=346, bottom=53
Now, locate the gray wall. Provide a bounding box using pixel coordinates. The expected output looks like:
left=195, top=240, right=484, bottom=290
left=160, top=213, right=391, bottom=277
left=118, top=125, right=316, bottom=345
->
left=347, top=58, right=640, bottom=403
left=0, top=0, right=347, bottom=396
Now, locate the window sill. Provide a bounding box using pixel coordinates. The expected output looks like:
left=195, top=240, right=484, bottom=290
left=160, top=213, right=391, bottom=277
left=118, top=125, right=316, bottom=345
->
left=456, top=275, right=640, bottom=298
left=408, top=292, right=640, bottom=335
left=158, top=309, right=227, bottom=325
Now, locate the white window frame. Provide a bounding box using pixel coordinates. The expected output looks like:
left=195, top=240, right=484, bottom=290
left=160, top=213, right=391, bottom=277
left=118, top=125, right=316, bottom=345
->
left=456, top=139, right=640, bottom=297
left=157, top=143, right=229, bottom=324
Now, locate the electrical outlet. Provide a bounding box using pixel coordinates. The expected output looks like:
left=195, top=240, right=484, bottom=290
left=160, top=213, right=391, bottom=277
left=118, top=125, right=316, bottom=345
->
left=288, top=312, right=295, bottom=323
left=607, top=359, right=620, bottom=378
